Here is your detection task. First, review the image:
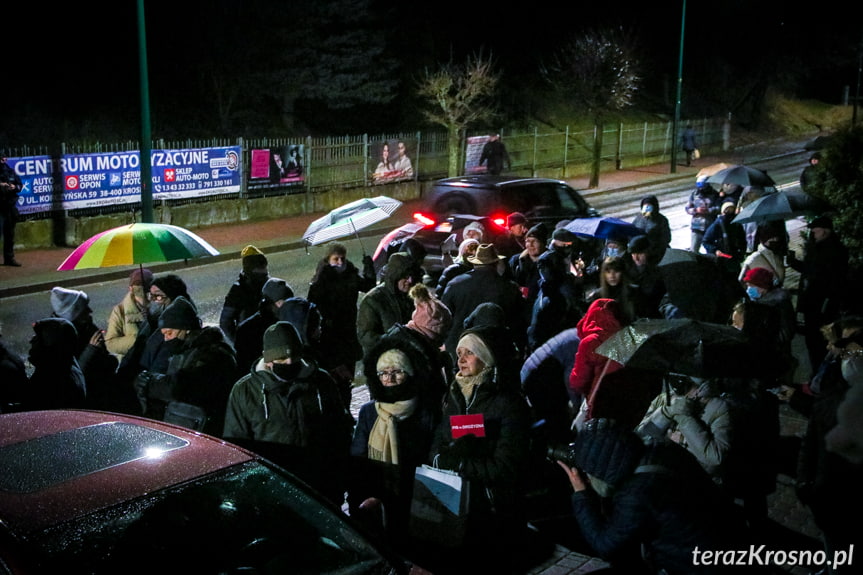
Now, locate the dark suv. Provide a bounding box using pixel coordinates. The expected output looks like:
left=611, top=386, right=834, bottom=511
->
left=372, top=175, right=600, bottom=281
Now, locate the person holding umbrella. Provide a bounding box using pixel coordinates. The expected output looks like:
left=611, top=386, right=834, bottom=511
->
left=684, top=180, right=721, bottom=254
left=702, top=201, right=747, bottom=273
left=787, top=216, right=850, bottom=381
left=738, top=221, right=788, bottom=288
left=308, top=241, right=376, bottom=397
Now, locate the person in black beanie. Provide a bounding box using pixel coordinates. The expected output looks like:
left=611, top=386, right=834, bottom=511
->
left=224, top=321, right=353, bottom=503
left=135, top=296, right=238, bottom=435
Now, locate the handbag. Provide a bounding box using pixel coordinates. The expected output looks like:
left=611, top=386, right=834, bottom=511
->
left=163, top=401, right=209, bottom=432
left=408, top=464, right=470, bottom=547
left=573, top=357, right=613, bottom=432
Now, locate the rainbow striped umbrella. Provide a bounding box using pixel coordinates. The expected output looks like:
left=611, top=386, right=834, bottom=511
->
left=58, top=223, right=220, bottom=271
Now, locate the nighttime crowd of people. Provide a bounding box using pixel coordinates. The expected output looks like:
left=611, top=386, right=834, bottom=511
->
left=2, top=194, right=863, bottom=574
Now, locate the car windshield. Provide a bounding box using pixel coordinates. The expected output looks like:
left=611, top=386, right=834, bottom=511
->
left=25, top=461, right=396, bottom=574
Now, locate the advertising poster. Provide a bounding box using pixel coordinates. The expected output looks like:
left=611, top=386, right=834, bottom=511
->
left=248, top=145, right=305, bottom=189
left=370, top=139, right=414, bottom=184
left=8, top=146, right=242, bottom=215
left=464, top=135, right=491, bottom=174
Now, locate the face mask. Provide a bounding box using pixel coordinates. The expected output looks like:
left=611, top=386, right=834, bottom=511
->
left=148, top=302, right=167, bottom=318
left=642, top=205, right=654, bottom=215
left=272, top=362, right=302, bottom=381
left=842, top=356, right=863, bottom=387
left=247, top=272, right=269, bottom=289
left=606, top=248, right=621, bottom=258
left=330, top=262, right=347, bottom=273
left=745, top=286, right=762, bottom=301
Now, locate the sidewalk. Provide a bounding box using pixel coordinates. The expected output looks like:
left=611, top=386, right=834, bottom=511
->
left=0, top=143, right=823, bottom=574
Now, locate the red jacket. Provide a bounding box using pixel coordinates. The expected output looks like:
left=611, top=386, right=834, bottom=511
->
left=569, top=298, right=623, bottom=398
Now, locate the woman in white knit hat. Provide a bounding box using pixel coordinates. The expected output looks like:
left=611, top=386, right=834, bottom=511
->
left=425, top=326, right=532, bottom=571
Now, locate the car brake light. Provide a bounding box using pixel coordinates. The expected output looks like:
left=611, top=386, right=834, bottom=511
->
left=413, top=212, right=436, bottom=226
left=490, top=214, right=507, bottom=228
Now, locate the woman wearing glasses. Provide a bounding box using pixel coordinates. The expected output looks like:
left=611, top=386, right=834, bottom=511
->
left=348, top=346, right=440, bottom=545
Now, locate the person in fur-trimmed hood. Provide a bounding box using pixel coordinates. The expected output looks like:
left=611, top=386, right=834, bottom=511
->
left=357, top=251, right=418, bottom=357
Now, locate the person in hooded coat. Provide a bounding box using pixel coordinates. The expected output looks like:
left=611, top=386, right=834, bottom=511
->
left=527, top=248, right=585, bottom=355
left=308, top=241, right=376, bottom=391
left=234, top=277, right=294, bottom=374
left=50, top=286, right=118, bottom=410
left=555, top=418, right=754, bottom=575
left=569, top=298, right=625, bottom=428
left=135, top=296, right=238, bottom=436
left=219, top=245, right=270, bottom=346
left=24, top=317, right=87, bottom=411
left=631, top=195, right=671, bottom=265
left=520, top=327, right=581, bottom=445
left=357, top=252, right=418, bottom=358
left=223, top=321, right=354, bottom=502
left=374, top=283, right=454, bottom=409
left=0, top=328, right=28, bottom=413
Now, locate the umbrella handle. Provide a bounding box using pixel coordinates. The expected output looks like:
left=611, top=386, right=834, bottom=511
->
left=349, top=217, right=366, bottom=255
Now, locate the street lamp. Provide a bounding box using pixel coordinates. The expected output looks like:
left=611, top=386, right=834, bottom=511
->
left=670, top=0, right=687, bottom=174
left=138, top=0, right=153, bottom=223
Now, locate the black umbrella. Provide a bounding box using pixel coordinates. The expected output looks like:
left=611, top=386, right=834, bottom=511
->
left=564, top=216, right=642, bottom=240
left=595, top=318, right=758, bottom=378
left=657, top=249, right=743, bottom=324
left=706, top=165, right=775, bottom=188
left=804, top=135, right=833, bottom=151
left=732, top=190, right=828, bottom=225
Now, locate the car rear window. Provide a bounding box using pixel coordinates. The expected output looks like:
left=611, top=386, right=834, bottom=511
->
left=499, top=182, right=590, bottom=216
left=0, top=422, right=188, bottom=493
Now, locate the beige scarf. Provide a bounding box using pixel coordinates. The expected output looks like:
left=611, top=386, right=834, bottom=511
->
left=367, top=398, right=418, bottom=464
left=455, top=367, right=491, bottom=402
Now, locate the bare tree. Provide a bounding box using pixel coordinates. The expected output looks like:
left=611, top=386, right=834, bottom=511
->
left=416, top=51, right=499, bottom=176
left=541, top=28, right=640, bottom=187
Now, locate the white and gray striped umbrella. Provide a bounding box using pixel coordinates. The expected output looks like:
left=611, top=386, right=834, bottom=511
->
left=302, top=195, right=403, bottom=248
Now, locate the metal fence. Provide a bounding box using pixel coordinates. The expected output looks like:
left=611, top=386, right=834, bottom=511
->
left=4, top=117, right=725, bottom=220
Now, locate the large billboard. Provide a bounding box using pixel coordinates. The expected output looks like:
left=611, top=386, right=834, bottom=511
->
left=9, top=146, right=242, bottom=215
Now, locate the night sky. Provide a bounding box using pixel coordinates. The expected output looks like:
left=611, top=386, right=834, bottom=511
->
left=4, top=1, right=861, bottom=141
